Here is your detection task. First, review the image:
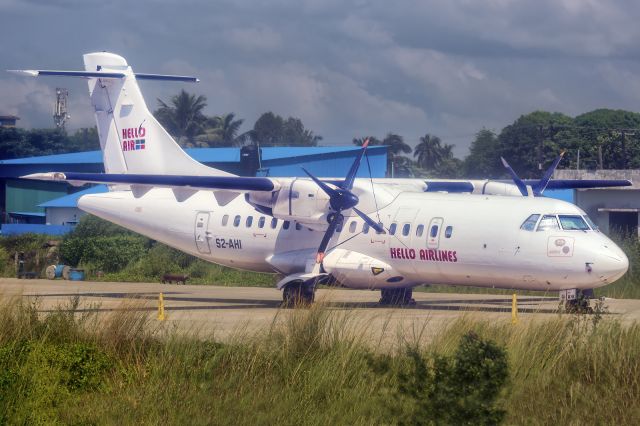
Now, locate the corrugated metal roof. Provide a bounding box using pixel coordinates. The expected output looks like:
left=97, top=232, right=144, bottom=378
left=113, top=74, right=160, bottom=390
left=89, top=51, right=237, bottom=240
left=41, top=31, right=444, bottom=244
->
left=39, top=185, right=108, bottom=208
left=1, top=146, right=385, bottom=165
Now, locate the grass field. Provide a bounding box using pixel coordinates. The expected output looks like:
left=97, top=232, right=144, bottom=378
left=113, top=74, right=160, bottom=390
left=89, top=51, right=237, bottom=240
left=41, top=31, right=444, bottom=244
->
left=0, top=295, right=638, bottom=425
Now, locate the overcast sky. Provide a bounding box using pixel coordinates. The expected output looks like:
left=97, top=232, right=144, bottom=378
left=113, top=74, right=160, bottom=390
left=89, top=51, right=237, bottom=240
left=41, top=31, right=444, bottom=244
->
left=1, top=0, right=640, bottom=157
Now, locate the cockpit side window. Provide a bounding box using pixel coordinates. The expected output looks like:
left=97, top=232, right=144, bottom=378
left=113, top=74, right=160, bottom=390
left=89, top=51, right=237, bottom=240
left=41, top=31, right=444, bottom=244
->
left=558, top=215, right=590, bottom=231
left=536, top=215, right=560, bottom=232
left=520, top=214, right=540, bottom=231
left=583, top=215, right=599, bottom=231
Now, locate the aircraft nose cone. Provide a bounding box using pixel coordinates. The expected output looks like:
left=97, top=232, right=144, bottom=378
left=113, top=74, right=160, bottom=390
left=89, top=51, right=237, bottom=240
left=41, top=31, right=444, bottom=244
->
left=596, top=249, right=629, bottom=284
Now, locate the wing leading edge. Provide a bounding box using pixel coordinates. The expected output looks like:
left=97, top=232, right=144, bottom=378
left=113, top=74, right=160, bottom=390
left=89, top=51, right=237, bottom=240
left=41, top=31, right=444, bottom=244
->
left=22, top=172, right=278, bottom=192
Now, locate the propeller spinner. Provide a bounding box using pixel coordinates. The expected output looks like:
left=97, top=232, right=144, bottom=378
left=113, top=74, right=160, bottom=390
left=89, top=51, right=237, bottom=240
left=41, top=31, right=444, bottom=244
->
left=302, top=139, right=384, bottom=264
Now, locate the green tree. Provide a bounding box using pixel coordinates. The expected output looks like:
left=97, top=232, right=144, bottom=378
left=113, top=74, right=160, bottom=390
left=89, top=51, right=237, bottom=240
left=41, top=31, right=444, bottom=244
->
left=196, top=113, right=251, bottom=147
left=414, top=133, right=444, bottom=170
left=498, top=111, right=573, bottom=177
left=463, top=129, right=503, bottom=178
left=154, top=90, right=208, bottom=146
left=250, top=112, right=321, bottom=146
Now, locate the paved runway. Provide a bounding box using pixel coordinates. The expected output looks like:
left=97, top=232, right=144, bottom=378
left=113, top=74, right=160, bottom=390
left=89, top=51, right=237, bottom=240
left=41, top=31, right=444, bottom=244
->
left=2, top=278, right=639, bottom=344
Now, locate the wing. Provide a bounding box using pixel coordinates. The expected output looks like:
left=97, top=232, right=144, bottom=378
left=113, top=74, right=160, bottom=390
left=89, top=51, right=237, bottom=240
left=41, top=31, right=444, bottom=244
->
left=21, top=172, right=278, bottom=192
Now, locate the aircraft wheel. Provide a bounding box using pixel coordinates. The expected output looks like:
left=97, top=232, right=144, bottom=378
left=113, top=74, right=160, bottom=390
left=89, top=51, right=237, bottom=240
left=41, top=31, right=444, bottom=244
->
left=379, top=288, right=415, bottom=306
left=282, top=281, right=315, bottom=308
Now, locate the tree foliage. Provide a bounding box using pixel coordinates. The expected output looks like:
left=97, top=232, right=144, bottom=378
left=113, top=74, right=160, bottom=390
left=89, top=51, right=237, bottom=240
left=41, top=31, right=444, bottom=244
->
left=250, top=112, right=322, bottom=146
left=0, top=127, right=99, bottom=160
left=154, top=90, right=208, bottom=147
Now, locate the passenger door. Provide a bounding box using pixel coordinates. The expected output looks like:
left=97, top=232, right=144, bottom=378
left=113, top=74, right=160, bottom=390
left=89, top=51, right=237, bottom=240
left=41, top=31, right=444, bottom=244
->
left=194, top=211, right=212, bottom=254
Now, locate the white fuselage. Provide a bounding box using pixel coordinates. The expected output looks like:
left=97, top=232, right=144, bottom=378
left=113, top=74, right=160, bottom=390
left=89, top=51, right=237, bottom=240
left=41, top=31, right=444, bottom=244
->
left=78, top=185, right=629, bottom=292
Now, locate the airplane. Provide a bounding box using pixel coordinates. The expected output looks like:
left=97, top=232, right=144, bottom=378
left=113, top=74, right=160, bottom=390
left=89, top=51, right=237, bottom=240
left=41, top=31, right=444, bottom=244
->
left=10, top=52, right=630, bottom=309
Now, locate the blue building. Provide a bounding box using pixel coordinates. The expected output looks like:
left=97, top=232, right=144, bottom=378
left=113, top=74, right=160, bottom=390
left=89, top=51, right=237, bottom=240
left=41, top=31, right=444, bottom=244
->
left=0, top=146, right=387, bottom=235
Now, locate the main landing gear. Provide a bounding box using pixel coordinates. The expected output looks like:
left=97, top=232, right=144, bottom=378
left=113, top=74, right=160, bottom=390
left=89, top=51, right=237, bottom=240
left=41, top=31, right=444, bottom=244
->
left=282, top=280, right=316, bottom=308
left=379, top=288, right=416, bottom=306
left=560, top=288, right=595, bottom=314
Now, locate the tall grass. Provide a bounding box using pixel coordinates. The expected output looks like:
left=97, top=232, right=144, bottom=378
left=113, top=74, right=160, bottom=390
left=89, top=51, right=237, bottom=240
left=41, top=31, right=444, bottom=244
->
left=0, top=295, right=638, bottom=424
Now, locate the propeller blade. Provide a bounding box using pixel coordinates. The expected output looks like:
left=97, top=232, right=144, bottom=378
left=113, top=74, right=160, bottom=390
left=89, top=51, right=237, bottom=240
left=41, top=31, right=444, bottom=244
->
left=500, top=157, right=528, bottom=197
left=302, top=167, right=338, bottom=198
left=532, top=151, right=565, bottom=196
left=353, top=207, right=385, bottom=234
left=342, top=139, right=369, bottom=190
left=315, top=214, right=342, bottom=263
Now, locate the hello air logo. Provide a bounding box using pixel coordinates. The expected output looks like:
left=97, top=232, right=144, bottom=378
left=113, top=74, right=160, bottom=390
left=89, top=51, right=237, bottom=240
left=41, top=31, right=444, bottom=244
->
left=122, top=123, right=146, bottom=152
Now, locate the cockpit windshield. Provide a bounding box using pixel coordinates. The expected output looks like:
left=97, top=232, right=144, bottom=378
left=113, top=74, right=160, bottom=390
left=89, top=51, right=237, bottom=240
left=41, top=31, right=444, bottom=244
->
left=520, top=214, right=540, bottom=231
left=536, top=215, right=560, bottom=232
left=558, top=215, right=590, bottom=231
left=583, top=215, right=598, bottom=231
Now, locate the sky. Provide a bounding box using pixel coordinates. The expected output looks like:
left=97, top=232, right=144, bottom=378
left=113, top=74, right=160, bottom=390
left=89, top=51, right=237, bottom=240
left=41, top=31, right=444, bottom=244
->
left=1, top=0, right=640, bottom=157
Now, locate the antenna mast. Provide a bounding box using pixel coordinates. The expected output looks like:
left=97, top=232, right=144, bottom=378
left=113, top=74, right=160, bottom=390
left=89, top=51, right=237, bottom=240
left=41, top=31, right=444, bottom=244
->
left=53, top=88, right=70, bottom=129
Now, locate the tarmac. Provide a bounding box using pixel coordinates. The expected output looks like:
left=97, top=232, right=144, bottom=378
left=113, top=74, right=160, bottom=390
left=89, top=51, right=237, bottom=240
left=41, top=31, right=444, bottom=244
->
left=2, top=278, right=639, bottom=345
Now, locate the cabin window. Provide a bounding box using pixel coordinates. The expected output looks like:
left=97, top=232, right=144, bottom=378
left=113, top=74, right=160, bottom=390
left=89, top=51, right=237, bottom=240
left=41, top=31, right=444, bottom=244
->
left=389, top=223, right=397, bottom=235
left=402, top=224, right=411, bottom=236
left=246, top=216, right=253, bottom=228
left=445, top=226, right=453, bottom=238
left=559, top=215, right=590, bottom=231
left=416, top=224, right=424, bottom=237
left=283, top=221, right=290, bottom=230
left=537, top=215, right=560, bottom=232
left=295, top=222, right=302, bottom=231
left=271, top=218, right=278, bottom=229
left=362, top=223, right=370, bottom=234
left=222, top=215, right=229, bottom=226
left=233, top=215, right=241, bottom=227
left=430, top=225, right=439, bottom=238
left=258, top=217, right=265, bottom=228
left=349, top=221, right=357, bottom=233
left=520, top=214, right=540, bottom=231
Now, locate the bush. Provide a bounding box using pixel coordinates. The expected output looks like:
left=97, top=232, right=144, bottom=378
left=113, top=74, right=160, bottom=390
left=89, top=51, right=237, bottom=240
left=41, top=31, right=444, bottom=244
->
left=61, top=234, right=148, bottom=272
left=391, top=332, right=508, bottom=425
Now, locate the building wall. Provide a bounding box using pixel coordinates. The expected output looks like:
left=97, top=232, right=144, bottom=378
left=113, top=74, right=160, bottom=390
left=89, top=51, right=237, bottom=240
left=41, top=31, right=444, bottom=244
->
left=575, top=189, right=640, bottom=234
left=5, top=179, right=69, bottom=215
left=46, top=207, right=85, bottom=225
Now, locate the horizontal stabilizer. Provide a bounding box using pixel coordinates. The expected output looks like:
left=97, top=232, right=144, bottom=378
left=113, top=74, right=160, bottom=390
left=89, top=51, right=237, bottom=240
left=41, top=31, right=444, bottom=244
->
left=7, top=70, right=198, bottom=82
left=21, top=172, right=277, bottom=192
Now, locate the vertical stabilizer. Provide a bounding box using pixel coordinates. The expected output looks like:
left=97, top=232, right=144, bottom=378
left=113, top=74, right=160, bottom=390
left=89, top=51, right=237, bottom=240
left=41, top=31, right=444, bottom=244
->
left=82, top=52, right=232, bottom=176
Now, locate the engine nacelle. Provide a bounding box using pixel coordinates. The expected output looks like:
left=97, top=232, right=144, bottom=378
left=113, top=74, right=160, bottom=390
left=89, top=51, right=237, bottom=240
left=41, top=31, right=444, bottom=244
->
left=481, top=181, right=526, bottom=197
left=246, top=179, right=332, bottom=229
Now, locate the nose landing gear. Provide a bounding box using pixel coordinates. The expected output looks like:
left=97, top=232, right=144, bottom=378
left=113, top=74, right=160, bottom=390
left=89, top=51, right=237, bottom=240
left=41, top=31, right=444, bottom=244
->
left=560, top=288, right=595, bottom=314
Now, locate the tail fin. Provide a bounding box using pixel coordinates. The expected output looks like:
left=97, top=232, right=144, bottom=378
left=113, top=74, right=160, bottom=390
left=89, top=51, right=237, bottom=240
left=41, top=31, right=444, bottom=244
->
left=10, top=52, right=233, bottom=176
left=83, top=52, right=232, bottom=176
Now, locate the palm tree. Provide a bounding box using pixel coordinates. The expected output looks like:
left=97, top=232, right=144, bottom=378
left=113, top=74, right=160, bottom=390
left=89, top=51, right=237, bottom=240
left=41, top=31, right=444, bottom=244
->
left=197, top=113, right=252, bottom=147
left=352, top=136, right=381, bottom=146
left=414, top=133, right=444, bottom=170
left=382, top=133, right=412, bottom=156
left=154, top=90, right=208, bottom=146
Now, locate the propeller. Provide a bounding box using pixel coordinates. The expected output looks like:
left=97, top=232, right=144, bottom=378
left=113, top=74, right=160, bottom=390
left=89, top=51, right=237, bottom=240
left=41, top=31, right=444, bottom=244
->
left=302, top=139, right=385, bottom=264
left=501, top=151, right=565, bottom=197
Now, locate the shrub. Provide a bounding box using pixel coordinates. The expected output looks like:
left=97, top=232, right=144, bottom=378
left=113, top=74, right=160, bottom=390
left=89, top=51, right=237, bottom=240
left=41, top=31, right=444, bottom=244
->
left=60, top=234, right=148, bottom=272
